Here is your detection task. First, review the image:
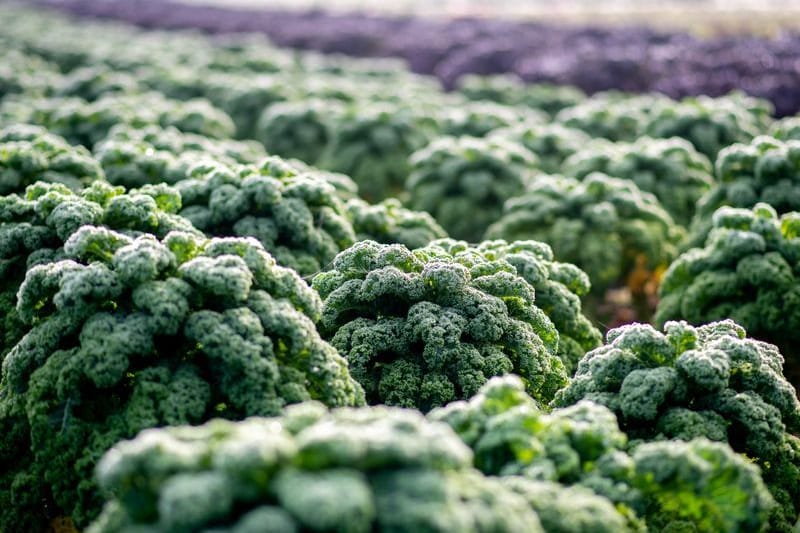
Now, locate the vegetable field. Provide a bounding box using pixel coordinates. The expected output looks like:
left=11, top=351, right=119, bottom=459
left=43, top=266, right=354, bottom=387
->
left=0, top=3, right=799, bottom=533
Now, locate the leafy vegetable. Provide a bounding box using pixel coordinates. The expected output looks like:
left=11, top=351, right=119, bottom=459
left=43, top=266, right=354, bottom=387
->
left=657, top=203, right=800, bottom=387
left=0, top=124, right=104, bottom=195
left=562, top=136, right=714, bottom=225
left=88, top=403, right=543, bottom=533
left=175, top=157, right=356, bottom=277
left=554, top=320, right=800, bottom=532
left=312, top=238, right=592, bottom=409
left=407, top=135, right=538, bottom=242
left=486, top=174, right=682, bottom=302
left=0, top=229, right=364, bottom=530
left=346, top=197, right=448, bottom=250
left=436, top=375, right=775, bottom=532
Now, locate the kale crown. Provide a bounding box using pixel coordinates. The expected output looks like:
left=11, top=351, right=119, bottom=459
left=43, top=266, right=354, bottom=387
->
left=0, top=228, right=364, bottom=530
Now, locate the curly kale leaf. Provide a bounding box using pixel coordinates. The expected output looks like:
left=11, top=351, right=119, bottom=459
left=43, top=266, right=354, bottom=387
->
left=554, top=319, right=800, bottom=531
left=346, top=197, right=448, bottom=250
left=562, top=136, right=713, bottom=225
left=313, top=239, right=568, bottom=409
left=0, top=230, right=363, bottom=530
left=88, top=404, right=541, bottom=533
left=658, top=203, right=800, bottom=390
left=407, top=135, right=539, bottom=242
left=486, top=173, right=682, bottom=297
left=0, top=124, right=104, bottom=195
left=175, top=157, right=356, bottom=277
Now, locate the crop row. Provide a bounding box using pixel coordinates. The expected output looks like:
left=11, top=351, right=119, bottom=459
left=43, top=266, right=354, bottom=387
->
left=0, top=5, right=799, bottom=533
left=28, top=0, right=800, bottom=117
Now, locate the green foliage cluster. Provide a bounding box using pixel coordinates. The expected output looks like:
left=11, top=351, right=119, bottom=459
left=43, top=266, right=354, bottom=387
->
left=312, top=238, right=600, bottom=409
left=0, top=124, right=104, bottom=194
left=52, top=65, right=142, bottom=102
left=656, top=203, right=800, bottom=383
left=202, top=74, right=294, bottom=139
left=318, top=104, right=439, bottom=202
left=439, top=101, right=547, bottom=138
left=562, top=136, right=714, bottom=225
left=432, top=376, right=775, bottom=533
left=345, top=197, right=448, bottom=250
left=255, top=98, right=343, bottom=166
left=89, top=403, right=544, bottom=533
left=0, top=227, right=364, bottom=530
left=770, top=116, right=800, bottom=141
left=491, top=122, right=591, bottom=174
left=468, top=240, right=602, bottom=374
left=556, top=93, right=666, bottom=142
left=407, top=135, right=539, bottom=242
left=1, top=92, right=236, bottom=147
left=94, top=124, right=266, bottom=189
left=688, top=136, right=800, bottom=247
left=455, top=74, right=531, bottom=106
left=518, top=83, right=587, bottom=117
left=0, top=6, right=798, bottom=532
left=456, top=74, right=586, bottom=116
left=0, top=49, right=60, bottom=100
left=644, top=93, right=770, bottom=160
left=486, top=173, right=682, bottom=296
left=556, top=91, right=772, bottom=162
left=175, top=157, right=356, bottom=276
left=554, top=320, right=800, bottom=531
left=0, top=180, right=197, bottom=359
